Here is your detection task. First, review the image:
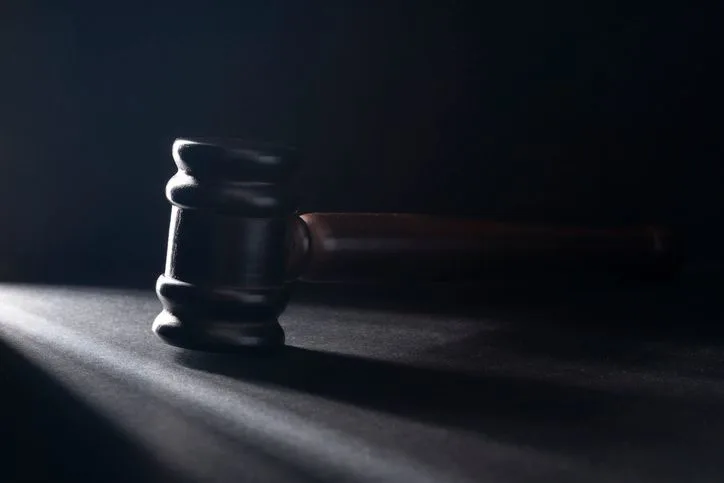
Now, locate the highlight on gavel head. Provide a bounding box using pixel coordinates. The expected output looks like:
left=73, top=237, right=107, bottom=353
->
left=153, top=138, right=297, bottom=351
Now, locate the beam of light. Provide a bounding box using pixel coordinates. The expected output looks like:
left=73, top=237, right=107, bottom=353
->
left=0, top=301, right=475, bottom=483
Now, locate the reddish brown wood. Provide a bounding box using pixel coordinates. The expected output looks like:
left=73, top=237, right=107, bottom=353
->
left=292, top=213, right=673, bottom=283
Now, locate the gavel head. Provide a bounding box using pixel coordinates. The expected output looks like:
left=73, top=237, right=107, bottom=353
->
left=153, top=138, right=297, bottom=351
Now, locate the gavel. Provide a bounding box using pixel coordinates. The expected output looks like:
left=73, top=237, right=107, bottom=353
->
left=153, top=138, right=675, bottom=351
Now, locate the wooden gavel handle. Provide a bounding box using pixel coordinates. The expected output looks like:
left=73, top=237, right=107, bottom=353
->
left=287, top=213, right=674, bottom=283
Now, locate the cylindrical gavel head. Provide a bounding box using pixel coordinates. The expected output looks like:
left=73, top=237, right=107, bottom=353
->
left=153, top=138, right=297, bottom=351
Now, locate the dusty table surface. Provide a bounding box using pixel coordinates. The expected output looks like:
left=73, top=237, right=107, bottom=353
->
left=1, top=277, right=723, bottom=483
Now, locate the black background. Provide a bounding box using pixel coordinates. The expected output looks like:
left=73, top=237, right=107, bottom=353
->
left=0, top=1, right=721, bottom=284
left=2, top=5, right=724, bottom=482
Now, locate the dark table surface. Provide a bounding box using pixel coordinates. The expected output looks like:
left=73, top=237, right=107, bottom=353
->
left=1, top=274, right=723, bottom=483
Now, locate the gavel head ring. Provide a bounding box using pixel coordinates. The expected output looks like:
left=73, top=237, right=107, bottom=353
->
left=153, top=138, right=298, bottom=351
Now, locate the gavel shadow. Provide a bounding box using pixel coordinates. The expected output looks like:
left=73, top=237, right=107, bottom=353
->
left=292, top=272, right=724, bottom=376
left=177, top=342, right=724, bottom=464
left=440, top=272, right=724, bottom=378
left=178, top=271, right=724, bottom=464
left=0, top=338, right=184, bottom=483
left=290, top=270, right=683, bottom=319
